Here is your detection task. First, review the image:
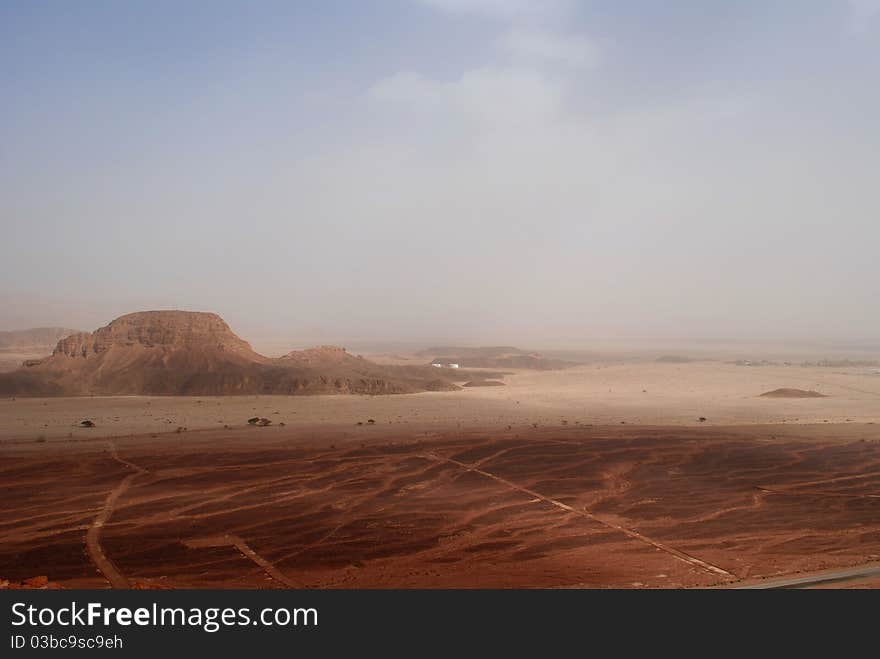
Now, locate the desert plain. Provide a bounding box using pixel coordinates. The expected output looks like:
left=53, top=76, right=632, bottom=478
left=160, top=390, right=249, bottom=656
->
left=2, top=359, right=879, bottom=589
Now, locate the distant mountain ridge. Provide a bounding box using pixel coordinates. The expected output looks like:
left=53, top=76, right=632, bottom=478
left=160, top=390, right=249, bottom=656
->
left=0, top=327, right=83, bottom=373
left=0, top=311, right=461, bottom=396
left=419, top=345, right=573, bottom=370
left=0, top=327, right=80, bottom=350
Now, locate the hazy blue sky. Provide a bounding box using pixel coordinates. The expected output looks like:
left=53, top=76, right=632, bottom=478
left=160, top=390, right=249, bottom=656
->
left=2, top=1, right=878, bottom=347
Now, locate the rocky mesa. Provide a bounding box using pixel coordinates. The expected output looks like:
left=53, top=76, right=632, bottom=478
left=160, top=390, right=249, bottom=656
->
left=0, top=311, right=457, bottom=396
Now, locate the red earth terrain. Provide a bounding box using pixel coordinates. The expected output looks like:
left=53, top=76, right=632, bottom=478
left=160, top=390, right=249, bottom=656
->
left=1, top=422, right=878, bottom=588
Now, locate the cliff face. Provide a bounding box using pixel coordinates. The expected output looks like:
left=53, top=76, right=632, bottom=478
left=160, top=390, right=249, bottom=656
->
left=1, top=311, right=266, bottom=395
left=52, top=311, right=260, bottom=360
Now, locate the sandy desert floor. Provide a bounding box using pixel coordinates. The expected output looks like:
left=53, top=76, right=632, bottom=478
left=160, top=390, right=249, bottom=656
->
left=0, top=361, right=878, bottom=442
left=1, top=362, right=879, bottom=588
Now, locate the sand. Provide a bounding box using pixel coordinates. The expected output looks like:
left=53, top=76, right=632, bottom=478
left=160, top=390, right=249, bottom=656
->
left=2, top=361, right=878, bottom=442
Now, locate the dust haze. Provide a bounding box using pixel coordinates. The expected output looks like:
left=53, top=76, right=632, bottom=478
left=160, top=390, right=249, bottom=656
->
left=3, top=1, right=879, bottom=350
left=2, top=2, right=880, bottom=591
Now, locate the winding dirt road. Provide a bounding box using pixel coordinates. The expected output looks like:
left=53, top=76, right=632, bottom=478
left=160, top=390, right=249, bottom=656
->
left=84, top=442, right=146, bottom=588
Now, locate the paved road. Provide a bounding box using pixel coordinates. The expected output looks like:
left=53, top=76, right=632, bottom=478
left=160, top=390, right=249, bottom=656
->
left=735, top=563, right=880, bottom=589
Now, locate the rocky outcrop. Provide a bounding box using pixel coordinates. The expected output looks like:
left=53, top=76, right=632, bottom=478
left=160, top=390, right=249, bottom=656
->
left=0, top=311, right=458, bottom=397
left=52, top=311, right=260, bottom=360
left=278, top=345, right=361, bottom=366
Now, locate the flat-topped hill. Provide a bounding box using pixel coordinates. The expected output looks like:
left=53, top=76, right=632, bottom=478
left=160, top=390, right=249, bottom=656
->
left=0, top=311, right=458, bottom=396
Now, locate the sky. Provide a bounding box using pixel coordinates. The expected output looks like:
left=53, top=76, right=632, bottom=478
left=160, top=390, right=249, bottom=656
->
left=1, top=1, right=879, bottom=348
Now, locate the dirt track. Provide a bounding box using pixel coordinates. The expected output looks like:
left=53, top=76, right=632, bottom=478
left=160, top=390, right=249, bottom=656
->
left=1, top=422, right=878, bottom=588
left=83, top=443, right=146, bottom=588
left=424, top=452, right=734, bottom=578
